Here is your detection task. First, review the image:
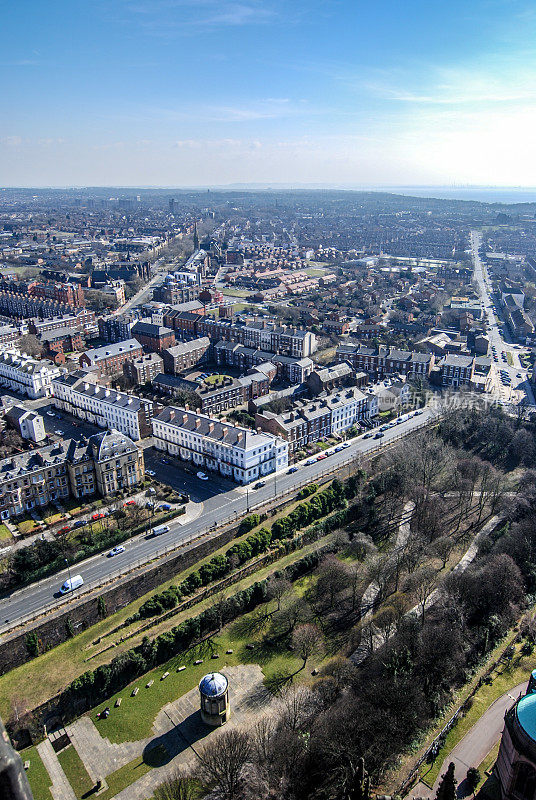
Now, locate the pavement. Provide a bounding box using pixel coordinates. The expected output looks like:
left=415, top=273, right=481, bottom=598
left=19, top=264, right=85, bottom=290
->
left=55, top=664, right=276, bottom=800
left=413, top=682, right=527, bottom=799
left=0, top=408, right=433, bottom=633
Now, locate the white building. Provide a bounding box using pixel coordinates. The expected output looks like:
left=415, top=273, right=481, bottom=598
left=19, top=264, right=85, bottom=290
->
left=5, top=405, right=46, bottom=442
left=0, top=348, right=63, bottom=398
left=326, top=387, right=370, bottom=435
left=152, top=406, right=289, bottom=484
left=52, top=370, right=156, bottom=441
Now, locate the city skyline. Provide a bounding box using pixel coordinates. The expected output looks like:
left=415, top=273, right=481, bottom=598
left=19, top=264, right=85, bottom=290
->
left=2, top=0, right=536, bottom=186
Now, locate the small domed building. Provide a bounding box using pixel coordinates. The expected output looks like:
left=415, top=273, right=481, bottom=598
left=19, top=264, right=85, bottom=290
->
left=199, top=672, right=230, bottom=727
left=497, top=670, right=536, bottom=799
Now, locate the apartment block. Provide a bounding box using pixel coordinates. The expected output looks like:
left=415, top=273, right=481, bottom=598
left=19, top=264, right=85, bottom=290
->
left=0, top=348, right=63, bottom=398
left=79, top=338, right=143, bottom=376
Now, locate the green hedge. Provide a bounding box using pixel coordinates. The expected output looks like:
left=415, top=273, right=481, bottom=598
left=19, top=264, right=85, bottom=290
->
left=62, top=547, right=328, bottom=713
left=131, top=479, right=349, bottom=624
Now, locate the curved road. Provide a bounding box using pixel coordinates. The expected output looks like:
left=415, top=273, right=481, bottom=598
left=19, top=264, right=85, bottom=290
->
left=0, top=409, right=433, bottom=634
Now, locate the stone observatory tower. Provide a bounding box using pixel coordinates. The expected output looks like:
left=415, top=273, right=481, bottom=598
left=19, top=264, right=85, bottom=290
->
left=199, top=672, right=230, bottom=727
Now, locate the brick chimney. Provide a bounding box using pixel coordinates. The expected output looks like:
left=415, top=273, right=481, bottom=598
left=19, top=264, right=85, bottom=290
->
left=196, top=418, right=201, bottom=428
left=169, top=409, right=175, bottom=420
left=183, top=413, right=188, bottom=424
left=208, top=422, right=214, bottom=433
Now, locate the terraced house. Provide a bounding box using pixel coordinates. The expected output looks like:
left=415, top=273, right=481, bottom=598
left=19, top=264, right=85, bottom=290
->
left=52, top=370, right=159, bottom=440
left=152, top=406, right=288, bottom=483
left=0, top=430, right=143, bottom=519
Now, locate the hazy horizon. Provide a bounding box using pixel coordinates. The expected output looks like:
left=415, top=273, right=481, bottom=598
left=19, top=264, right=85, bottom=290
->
left=2, top=1, right=536, bottom=187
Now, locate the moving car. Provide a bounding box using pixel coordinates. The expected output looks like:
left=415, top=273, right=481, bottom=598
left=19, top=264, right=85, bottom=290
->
left=59, top=575, right=84, bottom=594
left=196, top=471, right=209, bottom=480
left=108, top=545, right=125, bottom=557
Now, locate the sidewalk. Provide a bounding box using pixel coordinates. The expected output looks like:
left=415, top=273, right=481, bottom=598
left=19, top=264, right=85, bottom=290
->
left=413, top=682, right=526, bottom=799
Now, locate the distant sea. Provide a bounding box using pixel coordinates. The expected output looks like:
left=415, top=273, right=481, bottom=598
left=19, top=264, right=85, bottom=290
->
left=383, top=186, right=536, bottom=204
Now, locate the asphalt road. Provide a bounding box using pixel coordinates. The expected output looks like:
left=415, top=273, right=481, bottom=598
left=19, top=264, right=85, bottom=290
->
left=471, top=231, right=535, bottom=409
left=0, top=408, right=433, bottom=633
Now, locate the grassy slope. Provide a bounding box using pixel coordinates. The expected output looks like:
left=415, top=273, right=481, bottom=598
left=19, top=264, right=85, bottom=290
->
left=0, top=528, right=333, bottom=720
left=20, top=746, right=53, bottom=800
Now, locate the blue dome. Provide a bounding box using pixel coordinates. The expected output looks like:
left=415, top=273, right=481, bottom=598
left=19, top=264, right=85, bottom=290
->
left=199, top=672, right=228, bottom=698
left=517, top=692, right=536, bottom=741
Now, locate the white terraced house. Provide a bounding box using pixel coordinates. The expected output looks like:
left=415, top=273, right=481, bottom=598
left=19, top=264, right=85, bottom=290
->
left=52, top=370, right=157, bottom=440
left=152, top=406, right=289, bottom=484
left=0, top=348, right=63, bottom=398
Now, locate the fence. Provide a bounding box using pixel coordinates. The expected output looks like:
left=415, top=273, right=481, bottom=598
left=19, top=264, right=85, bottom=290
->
left=0, top=420, right=430, bottom=638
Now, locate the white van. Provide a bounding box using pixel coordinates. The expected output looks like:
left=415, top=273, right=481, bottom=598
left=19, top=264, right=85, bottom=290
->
left=153, top=524, right=170, bottom=536
left=59, top=574, right=84, bottom=594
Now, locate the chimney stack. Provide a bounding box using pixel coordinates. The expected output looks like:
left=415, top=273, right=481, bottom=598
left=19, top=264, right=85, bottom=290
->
left=169, top=409, right=175, bottom=420
left=208, top=422, right=214, bottom=433
left=196, top=418, right=201, bottom=428
left=183, top=413, right=188, bottom=424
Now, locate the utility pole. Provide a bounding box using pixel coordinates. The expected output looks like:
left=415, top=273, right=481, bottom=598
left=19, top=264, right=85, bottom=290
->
left=65, top=557, right=72, bottom=590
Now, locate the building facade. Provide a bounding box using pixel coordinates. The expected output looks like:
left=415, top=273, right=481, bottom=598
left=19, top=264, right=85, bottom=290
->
left=0, top=429, right=144, bottom=519
left=53, top=371, right=159, bottom=440
left=152, top=406, right=288, bottom=483
left=79, top=338, right=144, bottom=376
left=0, top=349, right=63, bottom=398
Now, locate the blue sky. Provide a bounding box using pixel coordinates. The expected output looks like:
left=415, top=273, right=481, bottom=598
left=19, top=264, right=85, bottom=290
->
left=1, top=0, right=536, bottom=186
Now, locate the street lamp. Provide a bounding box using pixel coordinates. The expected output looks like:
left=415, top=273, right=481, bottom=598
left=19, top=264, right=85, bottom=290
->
left=246, top=487, right=250, bottom=513
left=64, top=557, right=72, bottom=590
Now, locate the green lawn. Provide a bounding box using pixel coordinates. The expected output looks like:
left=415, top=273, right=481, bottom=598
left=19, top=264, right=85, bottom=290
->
left=91, top=597, right=311, bottom=744
left=57, top=745, right=94, bottom=799
left=203, top=374, right=227, bottom=385
left=221, top=288, right=251, bottom=298
left=44, top=512, right=65, bottom=525
left=0, top=524, right=335, bottom=721
left=17, top=519, right=41, bottom=534
left=305, top=267, right=327, bottom=276
left=96, top=757, right=153, bottom=800
left=0, top=523, right=12, bottom=540
left=20, top=746, right=53, bottom=800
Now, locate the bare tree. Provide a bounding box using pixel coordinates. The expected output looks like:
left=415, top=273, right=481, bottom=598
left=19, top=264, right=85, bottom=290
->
left=266, top=576, right=292, bottom=612
left=198, top=729, right=252, bottom=800
left=154, top=770, right=197, bottom=800
left=432, top=536, right=455, bottom=568
left=314, top=555, right=351, bottom=610
left=405, top=565, right=437, bottom=624
left=278, top=686, right=316, bottom=732
left=291, top=623, right=324, bottom=672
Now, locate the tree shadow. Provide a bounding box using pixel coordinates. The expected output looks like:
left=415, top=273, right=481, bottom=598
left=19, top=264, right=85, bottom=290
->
left=142, top=710, right=212, bottom=766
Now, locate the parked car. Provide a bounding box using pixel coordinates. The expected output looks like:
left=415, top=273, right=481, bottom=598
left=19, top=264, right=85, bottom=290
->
left=108, top=545, right=125, bottom=557
left=288, top=466, right=299, bottom=474
left=124, top=500, right=136, bottom=506
left=145, top=469, right=156, bottom=477
left=305, top=458, right=316, bottom=465
left=54, top=429, right=64, bottom=436
left=374, top=432, right=385, bottom=439
left=57, top=525, right=70, bottom=535
left=334, top=445, right=344, bottom=452
left=196, top=471, right=209, bottom=480
left=157, top=503, right=172, bottom=511
left=316, top=454, right=327, bottom=461
left=341, top=441, right=350, bottom=448
left=253, top=480, right=266, bottom=489
left=152, top=524, right=170, bottom=536
left=46, top=411, right=55, bottom=417
left=92, top=512, right=104, bottom=521
left=72, top=520, right=86, bottom=529
left=146, top=487, right=156, bottom=496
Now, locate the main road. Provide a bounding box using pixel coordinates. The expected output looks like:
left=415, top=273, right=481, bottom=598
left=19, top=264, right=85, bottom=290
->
left=0, top=409, right=433, bottom=634
left=470, top=231, right=535, bottom=409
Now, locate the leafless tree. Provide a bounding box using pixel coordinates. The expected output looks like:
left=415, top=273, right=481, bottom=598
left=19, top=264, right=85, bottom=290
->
left=313, top=554, right=351, bottom=610
left=154, top=770, right=197, bottom=800
left=432, top=535, right=455, bottom=568
left=266, top=576, right=292, bottom=612
left=198, top=729, right=252, bottom=800
left=278, top=685, right=316, bottom=732
left=348, top=532, right=376, bottom=562
left=405, top=565, right=437, bottom=624
left=291, top=623, right=324, bottom=671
